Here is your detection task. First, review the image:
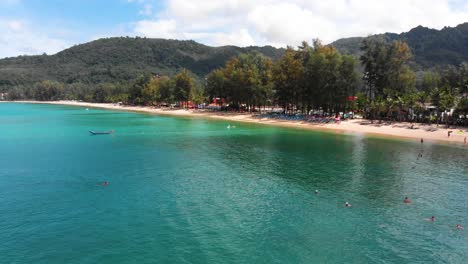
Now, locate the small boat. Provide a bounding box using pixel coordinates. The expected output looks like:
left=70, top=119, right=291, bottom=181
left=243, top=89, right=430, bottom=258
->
left=89, top=130, right=114, bottom=135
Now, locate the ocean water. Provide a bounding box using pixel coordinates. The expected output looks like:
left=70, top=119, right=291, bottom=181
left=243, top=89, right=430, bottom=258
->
left=0, top=103, right=467, bottom=264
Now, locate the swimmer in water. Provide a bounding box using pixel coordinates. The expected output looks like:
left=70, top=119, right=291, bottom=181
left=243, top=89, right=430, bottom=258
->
left=425, top=216, right=435, bottom=222
left=345, top=202, right=351, bottom=207
left=101, top=181, right=109, bottom=186
left=420, top=138, right=423, bottom=143
left=456, top=224, right=464, bottom=230
left=404, top=197, right=410, bottom=203
left=315, top=190, right=319, bottom=195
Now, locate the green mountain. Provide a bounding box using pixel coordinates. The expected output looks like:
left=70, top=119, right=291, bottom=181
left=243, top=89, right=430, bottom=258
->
left=1, top=23, right=466, bottom=91
left=0, top=37, right=284, bottom=90
left=332, top=22, right=468, bottom=69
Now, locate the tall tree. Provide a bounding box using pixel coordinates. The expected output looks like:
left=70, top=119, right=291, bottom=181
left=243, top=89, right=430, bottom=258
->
left=218, top=52, right=273, bottom=111
left=141, top=77, right=161, bottom=105
left=158, top=76, right=174, bottom=104
left=128, top=74, right=152, bottom=105
left=360, top=39, right=415, bottom=120
left=205, top=69, right=227, bottom=102
left=173, top=69, right=195, bottom=107
left=273, top=47, right=304, bottom=112
left=33, top=80, right=64, bottom=101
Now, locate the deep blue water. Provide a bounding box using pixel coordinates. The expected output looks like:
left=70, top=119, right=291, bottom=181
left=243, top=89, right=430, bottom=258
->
left=0, top=103, right=467, bottom=263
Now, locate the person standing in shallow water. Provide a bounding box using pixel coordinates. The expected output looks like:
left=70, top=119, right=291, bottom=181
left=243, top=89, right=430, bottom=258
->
left=420, top=138, right=424, bottom=143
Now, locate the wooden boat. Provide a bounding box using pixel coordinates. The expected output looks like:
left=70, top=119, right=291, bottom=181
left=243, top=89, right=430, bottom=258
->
left=89, top=130, right=114, bottom=135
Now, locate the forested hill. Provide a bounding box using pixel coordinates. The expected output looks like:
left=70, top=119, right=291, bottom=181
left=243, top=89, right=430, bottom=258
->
left=1, top=23, right=466, bottom=90
left=332, top=22, right=468, bottom=69
left=0, top=37, right=284, bottom=89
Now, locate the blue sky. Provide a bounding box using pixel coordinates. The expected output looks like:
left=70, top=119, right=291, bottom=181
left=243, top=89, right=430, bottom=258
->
left=0, top=0, right=467, bottom=58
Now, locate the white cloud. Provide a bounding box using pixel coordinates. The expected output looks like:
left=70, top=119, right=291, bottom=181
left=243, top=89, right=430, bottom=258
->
left=1, top=0, right=467, bottom=58
left=139, top=4, right=153, bottom=16
left=131, top=0, right=468, bottom=47
left=211, top=29, right=256, bottom=46
left=0, top=19, right=70, bottom=58
left=134, top=19, right=178, bottom=38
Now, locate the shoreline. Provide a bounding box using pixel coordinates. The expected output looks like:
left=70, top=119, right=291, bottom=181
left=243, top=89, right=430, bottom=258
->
left=2, top=100, right=467, bottom=146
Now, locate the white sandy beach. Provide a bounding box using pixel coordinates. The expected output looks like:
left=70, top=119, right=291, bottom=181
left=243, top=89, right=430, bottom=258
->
left=3, top=100, right=468, bottom=146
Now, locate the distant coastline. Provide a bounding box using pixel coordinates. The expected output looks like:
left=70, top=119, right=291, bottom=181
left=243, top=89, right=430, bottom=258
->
left=2, top=100, right=467, bottom=146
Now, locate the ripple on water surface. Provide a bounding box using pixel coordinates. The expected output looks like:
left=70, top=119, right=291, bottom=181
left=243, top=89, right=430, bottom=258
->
left=0, top=103, right=467, bottom=263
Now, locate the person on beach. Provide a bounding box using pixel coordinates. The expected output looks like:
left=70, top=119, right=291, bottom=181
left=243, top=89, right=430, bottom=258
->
left=464, top=137, right=466, bottom=144
left=335, top=114, right=341, bottom=124
left=345, top=202, right=351, bottom=207
left=448, top=131, right=453, bottom=137
left=404, top=197, right=411, bottom=203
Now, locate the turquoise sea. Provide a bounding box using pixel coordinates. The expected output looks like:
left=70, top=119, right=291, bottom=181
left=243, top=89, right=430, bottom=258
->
left=0, top=103, right=467, bottom=263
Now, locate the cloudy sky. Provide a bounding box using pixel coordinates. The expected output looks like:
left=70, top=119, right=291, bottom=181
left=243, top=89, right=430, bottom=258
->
left=0, top=0, right=467, bottom=58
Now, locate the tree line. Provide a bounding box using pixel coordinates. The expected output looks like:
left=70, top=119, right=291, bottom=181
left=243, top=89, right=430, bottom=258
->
left=5, top=38, right=468, bottom=126
left=360, top=38, right=467, bottom=125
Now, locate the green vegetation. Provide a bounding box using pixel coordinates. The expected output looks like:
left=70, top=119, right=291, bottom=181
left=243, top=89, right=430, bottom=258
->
left=1, top=24, right=467, bottom=126
left=332, top=22, right=468, bottom=69
left=0, top=37, right=283, bottom=91
left=272, top=40, right=359, bottom=113
left=359, top=38, right=467, bottom=126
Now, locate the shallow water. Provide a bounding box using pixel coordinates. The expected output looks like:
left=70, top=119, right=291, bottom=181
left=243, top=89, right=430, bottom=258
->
left=0, top=103, right=467, bottom=263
